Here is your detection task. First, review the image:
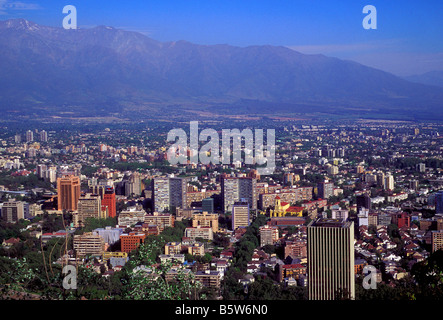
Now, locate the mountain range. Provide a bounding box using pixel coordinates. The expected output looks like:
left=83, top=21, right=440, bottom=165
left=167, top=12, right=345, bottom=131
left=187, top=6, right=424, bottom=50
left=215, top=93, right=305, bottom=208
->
left=1, top=18, right=442, bottom=121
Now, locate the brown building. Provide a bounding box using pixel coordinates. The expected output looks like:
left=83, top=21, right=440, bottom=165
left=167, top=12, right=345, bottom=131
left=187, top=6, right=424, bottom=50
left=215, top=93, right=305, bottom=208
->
left=120, top=232, right=146, bottom=253
left=57, top=175, right=81, bottom=211
left=284, top=239, right=307, bottom=258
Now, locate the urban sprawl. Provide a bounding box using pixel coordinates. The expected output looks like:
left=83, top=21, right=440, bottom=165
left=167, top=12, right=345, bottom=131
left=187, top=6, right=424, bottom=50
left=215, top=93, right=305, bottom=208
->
left=0, top=120, right=443, bottom=300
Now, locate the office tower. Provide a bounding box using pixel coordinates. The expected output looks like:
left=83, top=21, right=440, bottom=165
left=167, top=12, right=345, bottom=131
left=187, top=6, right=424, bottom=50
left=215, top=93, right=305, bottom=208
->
left=102, top=186, right=116, bottom=218
left=336, top=147, right=345, bottom=158
left=384, top=174, right=395, bottom=191
left=317, top=180, right=334, bottom=200
left=202, top=197, right=214, bottom=213
left=231, top=201, right=250, bottom=230
left=356, top=194, right=371, bottom=212
left=221, top=177, right=257, bottom=212
left=77, top=193, right=104, bottom=226
left=2, top=199, right=25, bottom=223
left=39, top=130, right=48, bottom=142
left=125, top=172, right=142, bottom=197
left=57, top=175, right=81, bottom=211
left=25, top=130, right=33, bottom=142
left=307, top=218, right=355, bottom=300
left=357, top=208, right=369, bottom=227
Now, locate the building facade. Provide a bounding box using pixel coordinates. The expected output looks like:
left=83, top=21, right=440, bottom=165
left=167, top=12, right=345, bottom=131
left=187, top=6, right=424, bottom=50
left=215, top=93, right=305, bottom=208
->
left=307, top=218, right=355, bottom=300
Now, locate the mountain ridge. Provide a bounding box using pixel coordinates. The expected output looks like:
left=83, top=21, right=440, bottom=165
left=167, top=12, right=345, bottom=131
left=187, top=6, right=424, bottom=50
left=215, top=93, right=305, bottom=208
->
left=0, top=18, right=442, bottom=121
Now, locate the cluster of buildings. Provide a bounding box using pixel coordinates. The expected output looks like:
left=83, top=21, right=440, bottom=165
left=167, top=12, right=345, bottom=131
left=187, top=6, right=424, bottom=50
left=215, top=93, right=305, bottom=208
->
left=0, top=122, right=442, bottom=300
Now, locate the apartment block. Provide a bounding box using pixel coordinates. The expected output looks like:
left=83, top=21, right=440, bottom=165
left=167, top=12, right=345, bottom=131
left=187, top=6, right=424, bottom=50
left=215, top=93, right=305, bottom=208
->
left=259, top=224, right=279, bottom=247
left=73, top=232, right=105, bottom=257
left=184, top=226, right=213, bottom=241
left=221, top=176, right=257, bottom=212
left=144, top=212, right=175, bottom=232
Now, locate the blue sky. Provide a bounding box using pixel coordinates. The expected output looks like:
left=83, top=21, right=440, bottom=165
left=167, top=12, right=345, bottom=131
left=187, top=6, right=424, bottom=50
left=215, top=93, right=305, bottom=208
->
left=0, top=0, right=442, bottom=76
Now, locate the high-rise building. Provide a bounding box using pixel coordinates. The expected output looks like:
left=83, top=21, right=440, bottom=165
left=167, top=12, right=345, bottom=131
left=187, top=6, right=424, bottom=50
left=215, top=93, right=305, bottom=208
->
left=384, top=174, right=395, bottom=191
left=307, top=218, right=355, bottom=300
left=152, top=176, right=188, bottom=213
left=152, top=177, right=170, bottom=212
left=221, top=177, right=257, bottom=212
left=25, top=130, right=33, bottom=142
left=125, top=172, right=142, bottom=197
left=14, top=134, right=21, bottom=144
left=231, top=201, right=250, bottom=230
left=77, top=193, right=104, bottom=225
left=57, top=175, right=81, bottom=211
left=356, top=194, right=371, bottom=212
left=1, top=199, right=25, bottom=224
left=39, top=130, right=48, bottom=142
left=102, top=186, right=116, bottom=218
left=169, top=177, right=188, bottom=210
left=317, top=180, right=334, bottom=200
